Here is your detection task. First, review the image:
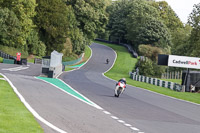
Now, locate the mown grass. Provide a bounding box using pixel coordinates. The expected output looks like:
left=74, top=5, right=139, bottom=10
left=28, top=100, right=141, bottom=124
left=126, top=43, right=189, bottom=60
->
left=94, top=41, right=200, bottom=104
left=0, top=77, right=43, bottom=133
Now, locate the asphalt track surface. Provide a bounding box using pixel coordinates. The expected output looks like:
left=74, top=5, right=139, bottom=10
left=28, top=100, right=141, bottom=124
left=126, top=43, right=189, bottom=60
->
left=0, top=42, right=200, bottom=133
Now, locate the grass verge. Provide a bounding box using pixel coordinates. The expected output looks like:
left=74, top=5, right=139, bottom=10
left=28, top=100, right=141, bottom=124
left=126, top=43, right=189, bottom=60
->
left=0, top=76, right=43, bottom=133
left=94, top=41, right=200, bottom=104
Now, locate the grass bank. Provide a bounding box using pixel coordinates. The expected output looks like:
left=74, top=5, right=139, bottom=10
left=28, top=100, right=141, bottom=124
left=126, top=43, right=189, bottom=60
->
left=94, top=41, right=200, bottom=104
left=0, top=76, right=43, bottom=133
left=65, top=45, right=91, bottom=71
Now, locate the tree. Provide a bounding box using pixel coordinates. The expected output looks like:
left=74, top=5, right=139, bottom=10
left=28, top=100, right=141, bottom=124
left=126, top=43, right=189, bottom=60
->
left=107, top=0, right=130, bottom=43
left=188, top=3, right=200, bottom=57
left=136, top=45, right=165, bottom=77
left=65, top=0, right=108, bottom=42
left=151, top=1, right=183, bottom=32
left=136, top=17, right=171, bottom=48
left=35, top=0, right=70, bottom=54
left=126, top=0, right=171, bottom=48
left=0, top=8, right=21, bottom=47
left=171, top=25, right=192, bottom=56
left=26, top=29, right=46, bottom=56
left=1, top=0, right=37, bottom=47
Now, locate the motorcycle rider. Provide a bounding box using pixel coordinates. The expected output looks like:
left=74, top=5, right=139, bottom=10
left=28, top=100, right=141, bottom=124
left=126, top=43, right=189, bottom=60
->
left=115, top=78, right=127, bottom=97
left=106, top=58, right=109, bottom=64
left=117, top=78, right=126, bottom=86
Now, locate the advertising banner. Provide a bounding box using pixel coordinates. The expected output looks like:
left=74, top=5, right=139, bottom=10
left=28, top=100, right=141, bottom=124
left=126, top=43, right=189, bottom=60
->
left=168, top=55, right=200, bottom=69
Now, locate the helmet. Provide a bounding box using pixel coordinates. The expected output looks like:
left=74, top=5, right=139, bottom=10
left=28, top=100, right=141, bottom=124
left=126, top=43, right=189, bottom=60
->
left=122, top=78, right=126, bottom=81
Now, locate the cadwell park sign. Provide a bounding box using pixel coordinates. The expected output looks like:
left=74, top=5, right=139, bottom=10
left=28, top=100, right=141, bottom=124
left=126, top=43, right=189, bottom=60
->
left=158, top=54, right=200, bottom=92
left=168, top=55, right=200, bottom=69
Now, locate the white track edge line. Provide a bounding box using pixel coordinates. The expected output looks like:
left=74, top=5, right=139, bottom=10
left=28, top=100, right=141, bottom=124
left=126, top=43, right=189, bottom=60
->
left=0, top=73, right=67, bottom=133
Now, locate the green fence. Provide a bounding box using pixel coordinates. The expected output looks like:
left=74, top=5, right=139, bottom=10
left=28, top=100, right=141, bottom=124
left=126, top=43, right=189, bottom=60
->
left=3, top=59, right=14, bottom=64
left=62, top=53, right=84, bottom=66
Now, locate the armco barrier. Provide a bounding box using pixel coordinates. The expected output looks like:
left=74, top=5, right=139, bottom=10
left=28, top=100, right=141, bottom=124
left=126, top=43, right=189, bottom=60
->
left=130, top=72, right=182, bottom=91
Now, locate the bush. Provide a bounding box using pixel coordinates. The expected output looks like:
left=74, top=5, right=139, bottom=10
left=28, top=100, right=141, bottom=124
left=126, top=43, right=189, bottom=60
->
left=135, top=57, right=165, bottom=78
left=0, top=57, right=3, bottom=63
left=138, top=44, right=163, bottom=61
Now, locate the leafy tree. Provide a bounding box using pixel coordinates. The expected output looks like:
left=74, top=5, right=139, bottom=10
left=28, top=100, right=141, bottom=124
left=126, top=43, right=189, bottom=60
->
left=151, top=1, right=183, bottom=32
left=136, top=44, right=166, bottom=77
left=1, top=0, right=37, bottom=47
left=107, top=0, right=130, bottom=43
left=0, top=8, right=21, bottom=47
left=64, top=5, right=86, bottom=55
left=26, top=29, right=46, bottom=56
left=35, top=0, right=70, bottom=54
left=126, top=0, right=171, bottom=48
left=171, top=25, right=192, bottom=56
left=65, top=0, right=108, bottom=42
left=136, top=17, right=171, bottom=48
left=188, top=3, right=200, bottom=57
left=138, top=44, right=164, bottom=61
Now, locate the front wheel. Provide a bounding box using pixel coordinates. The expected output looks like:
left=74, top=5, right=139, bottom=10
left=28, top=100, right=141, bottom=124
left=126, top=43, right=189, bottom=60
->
left=115, top=94, right=119, bottom=97
left=115, top=87, right=122, bottom=97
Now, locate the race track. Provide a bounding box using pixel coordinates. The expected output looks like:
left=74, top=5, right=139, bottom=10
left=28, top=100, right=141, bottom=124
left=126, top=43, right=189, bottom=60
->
left=1, top=42, right=200, bottom=133
left=60, top=43, right=200, bottom=133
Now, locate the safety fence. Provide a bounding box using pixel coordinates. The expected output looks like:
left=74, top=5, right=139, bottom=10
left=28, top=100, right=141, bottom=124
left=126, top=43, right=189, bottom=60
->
left=161, top=71, right=182, bottom=79
left=130, top=72, right=182, bottom=91
left=62, top=53, right=84, bottom=66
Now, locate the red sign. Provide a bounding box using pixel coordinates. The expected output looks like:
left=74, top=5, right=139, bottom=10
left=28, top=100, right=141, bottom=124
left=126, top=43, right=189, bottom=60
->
left=16, top=52, right=21, bottom=61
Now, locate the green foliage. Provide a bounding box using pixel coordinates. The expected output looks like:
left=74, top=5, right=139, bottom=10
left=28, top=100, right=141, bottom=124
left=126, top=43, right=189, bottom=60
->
left=0, top=57, right=3, bottom=63
left=35, top=0, right=70, bottom=54
left=138, top=44, right=164, bottom=61
left=137, top=45, right=165, bottom=77
left=66, top=0, right=108, bottom=42
left=126, top=0, right=160, bottom=47
left=0, top=8, right=21, bottom=47
left=26, top=29, right=46, bottom=56
left=136, top=57, right=165, bottom=78
left=188, top=3, right=200, bottom=57
left=1, top=0, right=37, bottom=46
left=106, top=0, right=130, bottom=43
left=136, top=58, right=154, bottom=76
left=151, top=1, right=183, bottom=32
left=136, top=17, right=172, bottom=47
left=171, top=25, right=192, bottom=56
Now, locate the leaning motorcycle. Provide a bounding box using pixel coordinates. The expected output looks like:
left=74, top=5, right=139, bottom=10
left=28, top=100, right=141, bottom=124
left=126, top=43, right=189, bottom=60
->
left=115, top=82, right=126, bottom=97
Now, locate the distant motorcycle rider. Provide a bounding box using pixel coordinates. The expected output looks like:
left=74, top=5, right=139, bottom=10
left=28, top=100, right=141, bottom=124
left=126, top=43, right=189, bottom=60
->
left=106, top=58, right=109, bottom=64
